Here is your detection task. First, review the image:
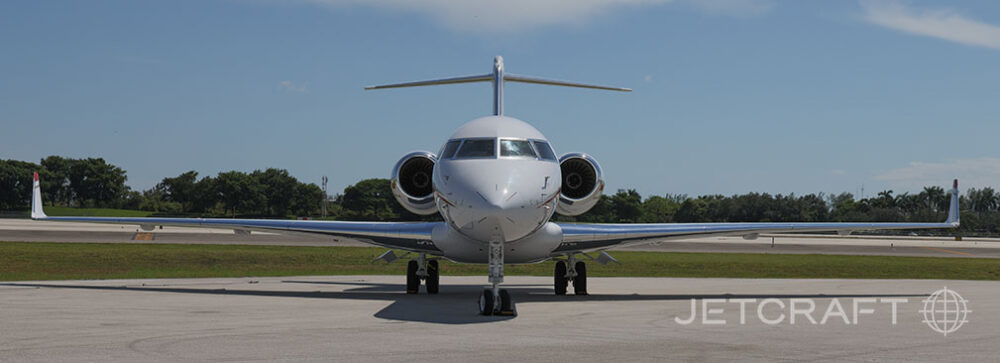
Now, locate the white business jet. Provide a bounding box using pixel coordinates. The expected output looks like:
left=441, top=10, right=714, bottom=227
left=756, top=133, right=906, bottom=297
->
left=29, top=56, right=960, bottom=316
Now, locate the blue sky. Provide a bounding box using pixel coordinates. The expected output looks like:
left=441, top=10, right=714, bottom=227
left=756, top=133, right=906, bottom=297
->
left=1, top=0, right=998, bottom=198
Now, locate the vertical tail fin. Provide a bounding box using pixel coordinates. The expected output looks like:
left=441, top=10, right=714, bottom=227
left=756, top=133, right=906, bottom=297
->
left=946, top=179, right=960, bottom=226
left=31, top=172, right=47, bottom=219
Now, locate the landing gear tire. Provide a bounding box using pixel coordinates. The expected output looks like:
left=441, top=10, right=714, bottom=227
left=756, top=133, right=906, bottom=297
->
left=573, top=261, right=587, bottom=295
left=498, top=289, right=515, bottom=315
left=426, top=260, right=439, bottom=294
left=406, top=260, right=420, bottom=294
left=554, top=261, right=568, bottom=295
left=479, top=288, right=495, bottom=315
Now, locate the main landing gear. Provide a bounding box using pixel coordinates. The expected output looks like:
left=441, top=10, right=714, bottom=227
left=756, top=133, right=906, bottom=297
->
left=554, top=254, right=587, bottom=295
left=405, top=253, right=439, bottom=294
left=479, top=234, right=516, bottom=316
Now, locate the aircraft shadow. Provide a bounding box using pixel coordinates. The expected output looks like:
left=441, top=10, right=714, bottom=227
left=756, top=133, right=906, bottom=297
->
left=1, top=281, right=929, bottom=325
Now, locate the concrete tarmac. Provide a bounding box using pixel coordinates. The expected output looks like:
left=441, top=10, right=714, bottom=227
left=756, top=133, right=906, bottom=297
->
left=1, top=275, right=997, bottom=361
left=2, top=219, right=1000, bottom=258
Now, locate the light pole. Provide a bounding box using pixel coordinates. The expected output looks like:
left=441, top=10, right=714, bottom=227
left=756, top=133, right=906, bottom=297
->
left=321, top=176, right=328, bottom=218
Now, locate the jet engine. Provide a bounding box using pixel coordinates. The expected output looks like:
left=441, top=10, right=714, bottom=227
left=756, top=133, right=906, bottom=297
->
left=391, top=151, right=438, bottom=215
left=556, top=152, right=604, bottom=216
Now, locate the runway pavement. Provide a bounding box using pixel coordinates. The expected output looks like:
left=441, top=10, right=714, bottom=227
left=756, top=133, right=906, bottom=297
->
left=2, top=219, right=999, bottom=258
left=1, top=275, right=996, bottom=361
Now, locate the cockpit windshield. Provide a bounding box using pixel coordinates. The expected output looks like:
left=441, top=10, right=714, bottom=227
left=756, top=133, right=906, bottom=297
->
left=500, top=139, right=536, bottom=158
left=532, top=140, right=557, bottom=161
left=454, top=139, right=495, bottom=158
left=440, top=140, right=461, bottom=158
left=443, top=138, right=556, bottom=161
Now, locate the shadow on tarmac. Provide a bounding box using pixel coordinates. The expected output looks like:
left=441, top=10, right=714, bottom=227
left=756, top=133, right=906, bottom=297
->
left=1, top=281, right=929, bottom=325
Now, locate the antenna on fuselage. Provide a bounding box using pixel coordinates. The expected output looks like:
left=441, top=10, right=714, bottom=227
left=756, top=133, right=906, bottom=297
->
left=364, top=56, right=631, bottom=116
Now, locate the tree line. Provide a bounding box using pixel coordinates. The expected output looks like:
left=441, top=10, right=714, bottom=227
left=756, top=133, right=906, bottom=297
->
left=553, top=188, right=1000, bottom=236
left=0, top=157, right=324, bottom=217
left=2, top=157, right=999, bottom=235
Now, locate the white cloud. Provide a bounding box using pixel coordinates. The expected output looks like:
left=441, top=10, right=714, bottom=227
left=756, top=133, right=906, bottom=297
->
left=295, top=0, right=772, bottom=33
left=875, top=157, right=1000, bottom=191
left=860, top=0, right=1000, bottom=50
left=279, top=81, right=308, bottom=93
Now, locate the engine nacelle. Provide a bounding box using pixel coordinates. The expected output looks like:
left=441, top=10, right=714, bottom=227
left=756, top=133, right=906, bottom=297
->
left=556, top=152, right=604, bottom=216
left=391, top=151, right=438, bottom=215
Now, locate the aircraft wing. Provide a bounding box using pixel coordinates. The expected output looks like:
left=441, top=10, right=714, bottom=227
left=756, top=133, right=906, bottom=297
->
left=554, top=180, right=961, bottom=254
left=28, top=173, right=441, bottom=254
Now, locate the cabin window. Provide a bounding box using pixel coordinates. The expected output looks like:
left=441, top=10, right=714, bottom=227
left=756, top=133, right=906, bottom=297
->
left=532, top=140, right=557, bottom=161
left=455, top=138, right=496, bottom=158
left=500, top=139, right=537, bottom=158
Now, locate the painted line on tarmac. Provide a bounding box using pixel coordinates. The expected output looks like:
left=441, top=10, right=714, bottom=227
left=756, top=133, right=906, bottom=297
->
left=918, top=246, right=974, bottom=257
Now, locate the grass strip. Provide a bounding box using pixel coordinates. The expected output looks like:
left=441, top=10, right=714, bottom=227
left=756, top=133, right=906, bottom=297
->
left=1, top=242, right=998, bottom=281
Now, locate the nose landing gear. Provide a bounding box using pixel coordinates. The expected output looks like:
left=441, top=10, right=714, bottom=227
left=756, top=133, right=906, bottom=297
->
left=479, top=233, right=516, bottom=316
left=554, top=254, right=587, bottom=295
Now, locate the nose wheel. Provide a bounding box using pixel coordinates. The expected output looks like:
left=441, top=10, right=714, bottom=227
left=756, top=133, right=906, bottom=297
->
left=553, top=255, right=587, bottom=295
left=479, top=288, right=514, bottom=316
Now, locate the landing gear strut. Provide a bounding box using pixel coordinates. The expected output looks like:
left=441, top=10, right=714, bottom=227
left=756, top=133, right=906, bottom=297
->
left=479, top=233, right=515, bottom=316
left=554, top=254, right=587, bottom=295
left=405, top=253, right=439, bottom=294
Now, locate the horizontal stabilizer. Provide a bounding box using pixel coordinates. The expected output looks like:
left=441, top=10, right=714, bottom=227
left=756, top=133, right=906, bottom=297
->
left=365, top=56, right=630, bottom=115
left=365, top=73, right=631, bottom=92
left=504, top=74, right=631, bottom=92
left=365, top=74, right=492, bottom=90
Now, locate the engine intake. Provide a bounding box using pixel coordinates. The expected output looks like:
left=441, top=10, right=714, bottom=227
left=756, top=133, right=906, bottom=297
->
left=391, top=151, right=438, bottom=215
left=556, top=153, right=604, bottom=216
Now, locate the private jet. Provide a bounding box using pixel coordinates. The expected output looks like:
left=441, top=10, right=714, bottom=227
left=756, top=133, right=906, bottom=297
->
left=29, top=56, right=960, bottom=315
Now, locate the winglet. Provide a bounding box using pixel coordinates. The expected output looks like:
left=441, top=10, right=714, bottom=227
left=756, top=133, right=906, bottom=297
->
left=946, top=179, right=959, bottom=226
left=31, top=172, right=47, bottom=219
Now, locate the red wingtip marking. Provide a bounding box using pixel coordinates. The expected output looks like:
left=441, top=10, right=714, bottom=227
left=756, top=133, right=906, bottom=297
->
left=954, top=179, right=958, bottom=189
left=33, top=172, right=38, bottom=182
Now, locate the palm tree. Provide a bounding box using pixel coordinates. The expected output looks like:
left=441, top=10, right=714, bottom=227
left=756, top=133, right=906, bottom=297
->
left=920, top=186, right=946, bottom=212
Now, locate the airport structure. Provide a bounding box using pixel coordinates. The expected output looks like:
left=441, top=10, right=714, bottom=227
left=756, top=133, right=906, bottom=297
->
left=27, top=57, right=961, bottom=316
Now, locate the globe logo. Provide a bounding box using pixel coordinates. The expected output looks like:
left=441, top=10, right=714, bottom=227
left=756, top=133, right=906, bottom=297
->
left=919, top=287, right=971, bottom=336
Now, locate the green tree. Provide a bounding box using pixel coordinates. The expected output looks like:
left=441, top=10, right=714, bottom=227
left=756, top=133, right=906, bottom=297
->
left=675, top=198, right=710, bottom=222
left=157, top=171, right=199, bottom=212
left=609, top=189, right=643, bottom=223
left=190, top=176, right=218, bottom=214
left=0, top=160, right=40, bottom=210
left=39, top=156, right=73, bottom=206
left=252, top=168, right=297, bottom=216
left=640, top=195, right=683, bottom=223
left=67, top=158, right=128, bottom=207
left=340, top=178, right=397, bottom=221
left=967, top=187, right=998, bottom=215
left=215, top=171, right=265, bottom=216
left=291, top=182, right=324, bottom=216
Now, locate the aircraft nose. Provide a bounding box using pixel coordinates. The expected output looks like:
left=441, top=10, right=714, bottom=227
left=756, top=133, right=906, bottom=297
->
left=478, top=186, right=516, bottom=210
left=436, top=159, right=558, bottom=242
